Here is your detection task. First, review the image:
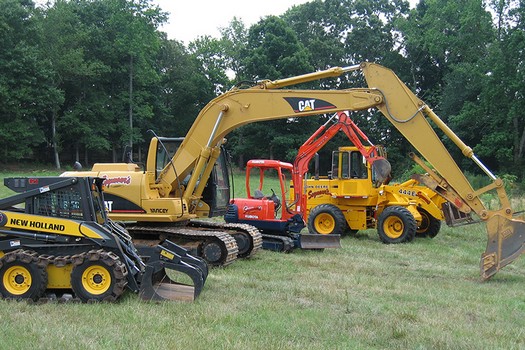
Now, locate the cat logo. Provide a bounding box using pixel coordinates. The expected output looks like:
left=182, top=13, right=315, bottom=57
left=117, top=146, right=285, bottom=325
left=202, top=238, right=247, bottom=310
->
left=283, top=97, right=336, bottom=113
left=298, top=99, right=316, bottom=111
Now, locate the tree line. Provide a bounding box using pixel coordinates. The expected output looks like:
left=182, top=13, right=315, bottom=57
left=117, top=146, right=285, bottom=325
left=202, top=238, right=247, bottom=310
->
left=1, top=0, right=523, bottom=185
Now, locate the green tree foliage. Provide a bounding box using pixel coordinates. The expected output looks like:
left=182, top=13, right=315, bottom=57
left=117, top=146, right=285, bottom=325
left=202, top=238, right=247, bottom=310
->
left=452, top=0, right=525, bottom=174
left=0, top=0, right=523, bottom=184
left=400, top=0, right=496, bottom=175
left=0, top=0, right=62, bottom=161
left=224, top=16, right=319, bottom=167
left=281, top=0, right=413, bottom=174
left=38, top=0, right=167, bottom=165
left=153, top=38, right=218, bottom=137
left=218, top=17, right=249, bottom=79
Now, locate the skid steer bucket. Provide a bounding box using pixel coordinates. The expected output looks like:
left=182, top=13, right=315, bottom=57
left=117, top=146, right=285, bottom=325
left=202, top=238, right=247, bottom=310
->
left=138, top=242, right=208, bottom=301
left=297, top=234, right=342, bottom=249
left=481, top=215, right=525, bottom=280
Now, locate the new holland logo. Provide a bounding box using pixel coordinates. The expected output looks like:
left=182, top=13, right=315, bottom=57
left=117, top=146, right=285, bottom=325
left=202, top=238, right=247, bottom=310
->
left=284, top=97, right=336, bottom=113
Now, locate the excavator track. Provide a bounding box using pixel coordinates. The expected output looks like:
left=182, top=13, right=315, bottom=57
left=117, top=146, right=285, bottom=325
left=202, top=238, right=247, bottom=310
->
left=261, top=234, right=295, bottom=253
left=127, top=225, right=239, bottom=267
left=189, top=220, right=263, bottom=259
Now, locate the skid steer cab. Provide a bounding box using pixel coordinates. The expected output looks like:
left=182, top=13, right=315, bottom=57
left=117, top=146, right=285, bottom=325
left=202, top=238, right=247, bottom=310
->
left=0, top=176, right=208, bottom=303
left=225, top=160, right=341, bottom=252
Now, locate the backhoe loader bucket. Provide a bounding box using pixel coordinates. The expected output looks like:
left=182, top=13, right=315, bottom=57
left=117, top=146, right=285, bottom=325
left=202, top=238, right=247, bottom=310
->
left=371, top=158, right=392, bottom=184
left=138, top=242, right=208, bottom=301
left=297, top=234, right=342, bottom=249
left=481, top=215, right=525, bottom=280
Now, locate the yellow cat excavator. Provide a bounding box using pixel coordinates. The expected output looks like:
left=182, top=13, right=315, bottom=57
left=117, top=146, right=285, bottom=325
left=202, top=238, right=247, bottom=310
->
left=68, top=62, right=524, bottom=279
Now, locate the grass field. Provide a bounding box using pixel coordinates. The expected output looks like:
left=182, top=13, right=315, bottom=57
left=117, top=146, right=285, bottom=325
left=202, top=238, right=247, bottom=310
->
left=0, top=170, right=524, bottom=349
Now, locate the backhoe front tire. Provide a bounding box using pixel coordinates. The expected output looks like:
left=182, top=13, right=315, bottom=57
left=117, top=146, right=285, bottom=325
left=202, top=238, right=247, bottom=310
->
left=308, top=204, right=346, bottom=235
left=416, top=208, right=441, bottom=238
left=377, top=206, right=417, bottom=244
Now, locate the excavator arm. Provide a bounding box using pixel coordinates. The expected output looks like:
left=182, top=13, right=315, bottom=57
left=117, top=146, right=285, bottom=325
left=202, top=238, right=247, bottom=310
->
left=160, top=62, right=525, bottom=279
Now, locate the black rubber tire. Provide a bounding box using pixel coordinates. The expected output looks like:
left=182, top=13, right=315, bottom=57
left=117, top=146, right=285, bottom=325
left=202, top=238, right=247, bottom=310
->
left=307, top=204, right=346, bottom=235
left=71, top=250, right=127, bottom=302
left=0, top=250, right=47, bottom=301
left=416, top=208, right=441, bottom=238
left=377, top=206, right=417, bottom=244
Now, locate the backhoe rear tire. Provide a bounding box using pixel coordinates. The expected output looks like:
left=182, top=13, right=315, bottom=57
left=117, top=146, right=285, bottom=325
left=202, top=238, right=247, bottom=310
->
left=308, top=204, right=346, bottom=235
left=416, top=208, right=441, bottom=238
left=377, top=206, right=416, bottom=244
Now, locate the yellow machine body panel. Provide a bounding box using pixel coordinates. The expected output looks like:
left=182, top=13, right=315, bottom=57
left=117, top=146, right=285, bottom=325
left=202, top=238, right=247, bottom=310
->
left=2, top=211, right=104, bottom=239
left=46, top=264, right=73, bottom=289
left=71, top=166, right=196, bottom=223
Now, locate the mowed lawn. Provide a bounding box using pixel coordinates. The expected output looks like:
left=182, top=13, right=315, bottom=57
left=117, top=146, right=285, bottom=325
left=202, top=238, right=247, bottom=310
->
left=0, top=170, right=524, bottom=349
left=1, top=224, right=524, bottom=349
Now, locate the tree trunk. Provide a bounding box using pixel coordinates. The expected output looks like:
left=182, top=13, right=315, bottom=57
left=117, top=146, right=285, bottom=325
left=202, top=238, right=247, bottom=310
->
left=129, top=55, right=133, bottom=149
left=84, top=147, right=88, bottom=167
left=238, top=154, right=244, bottom=170
left=52, top=110, right=61, bottom=169
left=515, top=116, right=525, bottom=165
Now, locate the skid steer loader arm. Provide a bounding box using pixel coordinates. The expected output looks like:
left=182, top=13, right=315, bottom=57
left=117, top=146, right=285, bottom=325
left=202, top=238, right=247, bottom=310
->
left=138, top=241, right=208, bottom=301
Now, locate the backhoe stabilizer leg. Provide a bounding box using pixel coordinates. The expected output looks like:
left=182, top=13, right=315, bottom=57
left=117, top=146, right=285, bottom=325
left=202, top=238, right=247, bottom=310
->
left=481, top=215, right=525, bottom=280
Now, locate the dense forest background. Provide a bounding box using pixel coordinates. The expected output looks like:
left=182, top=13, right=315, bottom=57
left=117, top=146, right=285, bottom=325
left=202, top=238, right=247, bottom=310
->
left=1, top=0, right=524, bottom=186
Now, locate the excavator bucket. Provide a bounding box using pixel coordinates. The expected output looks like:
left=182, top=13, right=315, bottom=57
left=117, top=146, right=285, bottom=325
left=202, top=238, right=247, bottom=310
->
left=371, top=158, right=392, bottom=184
left=297, top=234, right=342, bottom=249
left=481, top=215, right=525, bottom=280
left=138, top=241, right=208, bottom=301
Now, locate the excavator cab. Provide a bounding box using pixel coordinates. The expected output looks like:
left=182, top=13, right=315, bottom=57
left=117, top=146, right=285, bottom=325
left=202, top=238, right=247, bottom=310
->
left=152, top=137, right=231, bottom=217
